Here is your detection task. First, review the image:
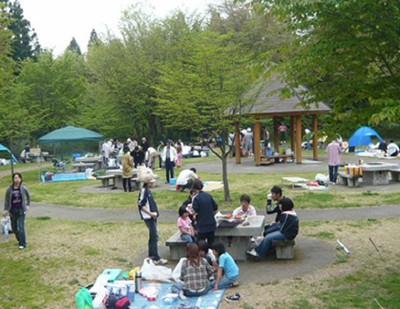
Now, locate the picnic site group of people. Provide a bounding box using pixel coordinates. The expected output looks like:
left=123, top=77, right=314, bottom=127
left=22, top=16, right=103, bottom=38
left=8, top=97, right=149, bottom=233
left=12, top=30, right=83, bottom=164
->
left=137, top=170, right=299, bottom=298
left=101, top=137, right=201, bottom=192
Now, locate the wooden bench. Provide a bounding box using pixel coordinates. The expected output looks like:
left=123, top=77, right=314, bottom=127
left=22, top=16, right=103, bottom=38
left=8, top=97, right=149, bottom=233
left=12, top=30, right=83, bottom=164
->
left=261, top=154, right=294, bottom=165
left=166, top=231, right=187, bottom=260
left=338, top=172, right=361, bottom=187
left=272, top=239, right=295, bottom=260
left=97, top=174, right=116, bottom=188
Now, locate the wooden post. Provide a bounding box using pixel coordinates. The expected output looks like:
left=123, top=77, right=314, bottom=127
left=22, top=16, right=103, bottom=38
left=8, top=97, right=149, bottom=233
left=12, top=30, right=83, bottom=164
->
left=273, top=117, right=279, bottom=153
left=254, top=120, right=261, bottom=165
left=312, top=114, right=318, bottom=160
left=295, top=115, right=303, bottom=164
left=235, top=122, right=241, bottom=164
left=290, top=116, right=295, bottom=153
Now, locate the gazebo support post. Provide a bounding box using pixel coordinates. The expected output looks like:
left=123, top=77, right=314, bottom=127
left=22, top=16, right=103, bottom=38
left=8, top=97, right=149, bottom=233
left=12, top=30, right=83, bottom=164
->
left=295, top=115, right=303, bottom=164
left=312, top=115, right=318, bottom=160
left=254, top=120, right=261, bottom=165
left=235, top=122, right=241, bottom=164
left=273, top=117, right=279, bottom=153
left=290, top=116, right=295, bottom=153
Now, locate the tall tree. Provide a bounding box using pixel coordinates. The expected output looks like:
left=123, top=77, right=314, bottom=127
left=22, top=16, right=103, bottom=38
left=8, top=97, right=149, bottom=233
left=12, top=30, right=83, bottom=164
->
left=0, top=2, right=17, bottom=145
left=246, top=0, right=400, bottom=136
left=156, top=28, right=258, bottom=201
left=12, top=51, right=87, bottom=139
left=87, top=29, right=102, bottom=50
left=3, top=0, right=41, bottom=61
left=67, top=37, right=82, bottom=55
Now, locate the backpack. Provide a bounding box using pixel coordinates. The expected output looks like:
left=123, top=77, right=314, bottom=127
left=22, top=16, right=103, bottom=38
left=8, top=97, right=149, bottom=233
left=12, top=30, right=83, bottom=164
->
left=115, top=297, right=131, bottom=309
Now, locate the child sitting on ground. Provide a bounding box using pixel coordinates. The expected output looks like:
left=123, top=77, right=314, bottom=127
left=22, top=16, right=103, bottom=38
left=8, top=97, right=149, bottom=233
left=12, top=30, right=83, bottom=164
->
left=177, top=205, right=197, bottom=243
left=210, top=242, right=240, bottom=290
left=198, top=240, right=218, bottom=272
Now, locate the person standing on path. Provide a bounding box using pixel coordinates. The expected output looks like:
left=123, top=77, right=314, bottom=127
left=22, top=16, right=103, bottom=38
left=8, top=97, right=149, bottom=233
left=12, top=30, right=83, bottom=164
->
left=3, top=173, right=30, bottom=249
left=162, top=140, right=177, bottom=184
left=192, top=180, right=218, bottom=246
left=138, top=178, right=168, bottom=265
left=121, top=147, right=134, bottom=192
left=326, top=137, right=344, bottom=184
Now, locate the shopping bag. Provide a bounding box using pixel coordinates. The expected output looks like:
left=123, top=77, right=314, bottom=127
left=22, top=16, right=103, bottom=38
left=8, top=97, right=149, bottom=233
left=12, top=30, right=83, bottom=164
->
left=140, top=258, right=172, bottom=282
left=171, top=257, right=186, bottom=282
left=75, top=287, right=94, bottom=309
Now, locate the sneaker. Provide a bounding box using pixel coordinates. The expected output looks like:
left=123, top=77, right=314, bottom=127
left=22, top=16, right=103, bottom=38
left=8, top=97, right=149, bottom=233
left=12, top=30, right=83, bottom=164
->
left=153, top=258, right=168, bottom=265
left=246, top=248, right=259, bottom=257
left=178, top=291, right=187, bottom=300
left=225, top=293, right=241, bottom=302
left=18, top=246, right=25, bottom=250
left=230, top=280, right=240, bottom=287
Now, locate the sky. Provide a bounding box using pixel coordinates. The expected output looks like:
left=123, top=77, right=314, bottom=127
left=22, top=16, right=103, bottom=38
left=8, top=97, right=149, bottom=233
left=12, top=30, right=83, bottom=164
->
left=18, top=0, right=213, bottom=55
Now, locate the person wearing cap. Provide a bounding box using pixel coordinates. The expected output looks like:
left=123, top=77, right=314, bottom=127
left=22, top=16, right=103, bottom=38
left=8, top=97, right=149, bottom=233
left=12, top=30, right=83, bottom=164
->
left=138, top=177, right=168, bottom=265
left=162, top=140, right=177, bottom=184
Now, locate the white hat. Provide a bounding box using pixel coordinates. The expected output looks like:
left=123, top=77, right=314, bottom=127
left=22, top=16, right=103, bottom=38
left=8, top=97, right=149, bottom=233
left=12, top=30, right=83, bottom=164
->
left=247, top=127, right=251, bottom=132
left=127, top=138, right=131, bottom=142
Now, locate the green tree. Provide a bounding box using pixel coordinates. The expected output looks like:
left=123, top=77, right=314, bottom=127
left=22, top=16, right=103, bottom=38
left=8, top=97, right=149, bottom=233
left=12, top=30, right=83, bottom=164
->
left=12, top=51, right=87, bottom=139
left=0, top=2, right=18, bottom=145
left=87, top=29, right=102, bottom=50
left=246, top=0, right=400, bottom=136
left=156, top=28, right=258, bottom=201
left=66, top=37, right=82, bottom=55
left=2, top=0, right=41, bottom=61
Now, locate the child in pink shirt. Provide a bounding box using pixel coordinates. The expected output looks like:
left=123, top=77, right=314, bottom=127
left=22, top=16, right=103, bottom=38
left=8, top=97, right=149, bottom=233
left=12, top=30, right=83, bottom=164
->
left=178, top=206, right=197, bottom=243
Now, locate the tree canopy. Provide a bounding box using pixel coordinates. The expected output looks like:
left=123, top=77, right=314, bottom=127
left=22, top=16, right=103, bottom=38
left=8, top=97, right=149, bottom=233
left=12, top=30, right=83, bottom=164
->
left=246, top=0, right=400, bottom=136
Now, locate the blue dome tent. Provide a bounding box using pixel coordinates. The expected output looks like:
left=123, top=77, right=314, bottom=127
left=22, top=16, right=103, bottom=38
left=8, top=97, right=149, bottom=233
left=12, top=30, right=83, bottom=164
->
left=348, top=126, right=383, bottom=148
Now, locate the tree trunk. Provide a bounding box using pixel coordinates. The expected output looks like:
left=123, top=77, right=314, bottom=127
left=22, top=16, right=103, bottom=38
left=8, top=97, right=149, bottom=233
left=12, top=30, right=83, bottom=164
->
left=221, top=154, right=230, bottom=202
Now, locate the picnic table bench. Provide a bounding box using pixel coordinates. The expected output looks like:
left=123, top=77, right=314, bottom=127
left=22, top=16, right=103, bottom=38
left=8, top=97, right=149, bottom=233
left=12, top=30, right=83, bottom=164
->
left=73, top=162, right=97, bottom=172
left=389, top=168, right=400, bottom=182
left=272, top=239, right=296, bottom=260
left=337, top=172, right=361, bottom=187
left=166, top=231, right=187, bottom=260
left=260, top=153, right=294, bottom=165
left=96, top=174, right=116, bottom=188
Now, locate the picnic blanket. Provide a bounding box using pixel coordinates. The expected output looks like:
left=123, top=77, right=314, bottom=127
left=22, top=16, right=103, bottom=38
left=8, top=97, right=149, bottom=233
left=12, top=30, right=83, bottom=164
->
left=130, top=283, right=225, bottom=309
left=41, top=172, right=89, bottom=182
left=202, top=181, right=223, bottom=192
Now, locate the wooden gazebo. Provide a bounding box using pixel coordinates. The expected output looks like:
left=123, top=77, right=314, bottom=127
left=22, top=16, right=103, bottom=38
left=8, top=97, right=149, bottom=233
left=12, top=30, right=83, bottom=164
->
left=234, top=77, right=331, bottom=165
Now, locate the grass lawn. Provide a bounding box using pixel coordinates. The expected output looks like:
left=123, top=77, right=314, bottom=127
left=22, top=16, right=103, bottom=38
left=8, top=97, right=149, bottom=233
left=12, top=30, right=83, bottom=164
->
left=1, top=153, right=400, bottom=308
left=0, top=217, right=399, bottom=308
left=1, top=165, right=400, bottom=211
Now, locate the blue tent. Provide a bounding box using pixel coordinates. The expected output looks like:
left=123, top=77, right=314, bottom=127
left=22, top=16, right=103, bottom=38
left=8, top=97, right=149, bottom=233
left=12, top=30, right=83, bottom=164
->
left=348, top=126, right=383, bottom=147
left=0, top=143, right=17, bottom=162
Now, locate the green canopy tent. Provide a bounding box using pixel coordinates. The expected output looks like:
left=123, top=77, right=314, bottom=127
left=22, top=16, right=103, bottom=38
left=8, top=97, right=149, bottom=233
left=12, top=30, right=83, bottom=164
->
left=38, top=126, right=104, bottom=161
left=38, top=126, right=104, bottom=144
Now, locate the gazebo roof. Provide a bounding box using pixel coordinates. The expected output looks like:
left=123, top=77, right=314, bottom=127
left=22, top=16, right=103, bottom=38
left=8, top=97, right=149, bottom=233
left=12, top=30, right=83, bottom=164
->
left=242, top=77, right=331, bottom=117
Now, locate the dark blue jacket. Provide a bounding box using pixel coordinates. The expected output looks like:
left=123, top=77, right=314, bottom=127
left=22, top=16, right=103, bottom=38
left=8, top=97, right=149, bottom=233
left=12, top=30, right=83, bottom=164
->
left=192, top=191, right=218, bottom=233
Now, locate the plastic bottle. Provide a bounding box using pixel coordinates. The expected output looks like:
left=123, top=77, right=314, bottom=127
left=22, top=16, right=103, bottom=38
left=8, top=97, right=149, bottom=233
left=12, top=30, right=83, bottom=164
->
left=135, top=271, right=142, bottom=293
left=2, top=216, right=9, bottom=238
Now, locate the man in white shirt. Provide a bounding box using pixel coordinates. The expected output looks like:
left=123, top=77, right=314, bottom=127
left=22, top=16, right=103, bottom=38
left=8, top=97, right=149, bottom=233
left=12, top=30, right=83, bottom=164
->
left=387, top=140, right=399, bottom=157
left=101, top=140, right=112, bottom=168
left=232, top=194, right=257, bottom=218
left=162, top=140, right=177, bottom=184
left=176, top=168, right=199, bottom=191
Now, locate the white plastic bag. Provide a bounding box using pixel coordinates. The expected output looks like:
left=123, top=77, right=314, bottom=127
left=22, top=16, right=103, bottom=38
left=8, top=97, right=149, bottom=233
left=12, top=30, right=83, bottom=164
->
left=140, top=258, right=172, bottom=283
left=315, top=173, right=329, bottom=183
left=171, top=257, right=186, bottom=282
